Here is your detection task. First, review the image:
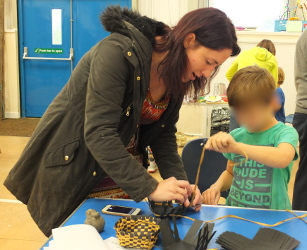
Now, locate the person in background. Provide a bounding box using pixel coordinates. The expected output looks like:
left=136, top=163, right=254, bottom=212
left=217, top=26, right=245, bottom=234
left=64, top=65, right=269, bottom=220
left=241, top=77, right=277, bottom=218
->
left=226, top=39, right=278, bottom=82
left=293, top=28, right=307, bottom=211
left=275, top=67, right=286, bottom=123
left=226, top=39, right=279, bottom=131
left=202, top=66, right=298, bottom=210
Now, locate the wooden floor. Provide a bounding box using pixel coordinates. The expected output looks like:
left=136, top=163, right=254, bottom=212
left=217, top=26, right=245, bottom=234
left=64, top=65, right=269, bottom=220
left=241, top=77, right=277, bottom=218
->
left=0, top=136, right=47, bottom=250
left=0, top=136, right=299, bottom=250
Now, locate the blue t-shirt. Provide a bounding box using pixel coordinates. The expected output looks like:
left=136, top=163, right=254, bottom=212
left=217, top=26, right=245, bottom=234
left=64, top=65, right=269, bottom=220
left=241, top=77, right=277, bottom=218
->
left=223, top=122, right=298, bottom=210
left=275, top=87, right=285, bottom=123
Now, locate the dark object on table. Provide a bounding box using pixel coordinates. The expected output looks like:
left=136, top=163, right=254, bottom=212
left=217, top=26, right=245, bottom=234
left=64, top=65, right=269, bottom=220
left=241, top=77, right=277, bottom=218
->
left=114, top=215, right=160, bottom=249
left=216, top=227, right=300, bottom=250
left=148, top=200, right=191, bottom=219
left=210, top=106, right=230, bottom=136
left=182, top=138, right=229, bottom=199
left=84, top=209, right=105, bottom=233
left=159, top=217, right=216, bottom=250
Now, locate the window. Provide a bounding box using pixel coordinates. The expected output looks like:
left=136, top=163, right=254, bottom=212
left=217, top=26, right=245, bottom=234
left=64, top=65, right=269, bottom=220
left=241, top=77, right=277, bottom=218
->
left=209, top=0, right=286, bottom=32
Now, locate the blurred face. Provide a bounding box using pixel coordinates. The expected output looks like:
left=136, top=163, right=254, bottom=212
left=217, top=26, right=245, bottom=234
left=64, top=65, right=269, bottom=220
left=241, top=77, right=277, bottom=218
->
left=234, top=101, right=275, bottom=132
left=182, top=33, right=232, bottom=82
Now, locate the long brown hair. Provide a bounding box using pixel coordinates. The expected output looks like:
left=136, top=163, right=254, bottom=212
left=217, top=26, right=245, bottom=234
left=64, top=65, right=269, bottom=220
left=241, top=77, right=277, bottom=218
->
left=158, top=8, right=240, bottom=100
left=101, top=6, right=240, bottom=101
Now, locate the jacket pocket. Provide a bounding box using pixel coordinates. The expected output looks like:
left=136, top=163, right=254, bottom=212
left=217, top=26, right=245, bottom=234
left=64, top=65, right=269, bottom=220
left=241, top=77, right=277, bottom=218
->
left=44, top=140, right=80, bottom=168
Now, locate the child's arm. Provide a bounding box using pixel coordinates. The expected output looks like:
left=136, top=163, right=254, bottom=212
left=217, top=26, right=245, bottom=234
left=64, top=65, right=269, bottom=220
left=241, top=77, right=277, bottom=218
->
left=205, top=132, right=295, bottom=169
left=202, top=160, right=234, bottom=205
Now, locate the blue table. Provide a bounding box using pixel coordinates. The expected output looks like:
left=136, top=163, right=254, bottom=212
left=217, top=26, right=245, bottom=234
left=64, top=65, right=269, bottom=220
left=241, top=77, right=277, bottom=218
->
left=41, top=198, right=307, bottom=249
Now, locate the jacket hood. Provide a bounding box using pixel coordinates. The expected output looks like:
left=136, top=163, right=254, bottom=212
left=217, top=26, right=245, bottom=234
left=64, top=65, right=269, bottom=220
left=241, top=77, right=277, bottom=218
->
left=100, top=5, right=168, bottom=46
left=252, top=47, right=273, bottom=61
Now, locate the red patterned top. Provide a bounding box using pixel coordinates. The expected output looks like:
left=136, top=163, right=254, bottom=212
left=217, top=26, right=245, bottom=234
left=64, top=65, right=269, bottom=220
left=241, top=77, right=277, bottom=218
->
left=126, top=90, right=170, bottom=157
left=139, top=90, right=170, bottom=124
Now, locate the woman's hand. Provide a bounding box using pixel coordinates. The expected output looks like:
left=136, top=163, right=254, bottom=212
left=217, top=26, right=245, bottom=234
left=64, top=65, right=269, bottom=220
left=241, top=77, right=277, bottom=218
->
left=148, top=177, right=192, bottom=204
left=202, top=187, right=221, bottom=205
left=185, top=185, right=202, bottom=211
left=205, top=132, right=238, bottom=154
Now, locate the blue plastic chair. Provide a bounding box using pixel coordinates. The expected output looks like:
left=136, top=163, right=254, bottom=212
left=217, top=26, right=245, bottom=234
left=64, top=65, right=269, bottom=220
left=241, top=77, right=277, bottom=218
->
left=182, top=138, right=229, bottom=199
left=285, top=114, right=294, bottom=124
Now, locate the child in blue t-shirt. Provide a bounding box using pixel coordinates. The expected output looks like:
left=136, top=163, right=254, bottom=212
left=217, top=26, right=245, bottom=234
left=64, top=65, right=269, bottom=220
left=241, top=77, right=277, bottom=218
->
left=275, top=67, right=286, bottom=123
left=202, top=66, right=298, bottom=210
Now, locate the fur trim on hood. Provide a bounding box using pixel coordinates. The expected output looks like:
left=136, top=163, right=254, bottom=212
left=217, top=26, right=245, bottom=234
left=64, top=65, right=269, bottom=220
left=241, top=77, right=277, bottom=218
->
left=100, top=5, right=168, bottom=45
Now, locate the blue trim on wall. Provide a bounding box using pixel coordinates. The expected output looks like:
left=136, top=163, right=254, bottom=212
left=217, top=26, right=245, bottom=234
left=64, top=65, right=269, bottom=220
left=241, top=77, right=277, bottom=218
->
left=18, top=0, right=26, bottom=117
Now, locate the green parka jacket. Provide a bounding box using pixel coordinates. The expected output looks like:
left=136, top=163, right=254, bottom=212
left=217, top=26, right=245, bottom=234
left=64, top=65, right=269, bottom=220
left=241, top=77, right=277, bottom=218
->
left=4, top=17, right=187, bottom=236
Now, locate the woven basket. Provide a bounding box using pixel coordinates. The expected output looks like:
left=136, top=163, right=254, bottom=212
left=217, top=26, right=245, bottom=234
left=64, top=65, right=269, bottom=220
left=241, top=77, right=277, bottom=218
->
left=114, top=216, right=160, bottom=249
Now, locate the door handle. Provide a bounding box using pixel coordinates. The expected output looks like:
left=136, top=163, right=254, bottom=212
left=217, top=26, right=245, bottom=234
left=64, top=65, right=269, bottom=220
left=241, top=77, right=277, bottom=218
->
left=23, top=47, right=74, bottom=61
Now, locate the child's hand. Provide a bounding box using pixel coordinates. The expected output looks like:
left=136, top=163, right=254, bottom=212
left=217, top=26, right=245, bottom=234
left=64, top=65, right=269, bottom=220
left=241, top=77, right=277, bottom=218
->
left=202, top=187, right=221, bottom=205
left=205, top=132, right=238, bottom=154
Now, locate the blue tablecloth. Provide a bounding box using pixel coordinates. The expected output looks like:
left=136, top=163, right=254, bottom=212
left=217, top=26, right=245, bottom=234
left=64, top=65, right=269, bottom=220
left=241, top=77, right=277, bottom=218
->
left=41, top=198, right=307, bottom=249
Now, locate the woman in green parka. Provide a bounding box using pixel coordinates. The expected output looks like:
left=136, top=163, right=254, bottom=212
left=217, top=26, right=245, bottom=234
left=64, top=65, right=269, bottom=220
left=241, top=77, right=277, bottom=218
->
left=4, top=6, right=240, bottom=236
